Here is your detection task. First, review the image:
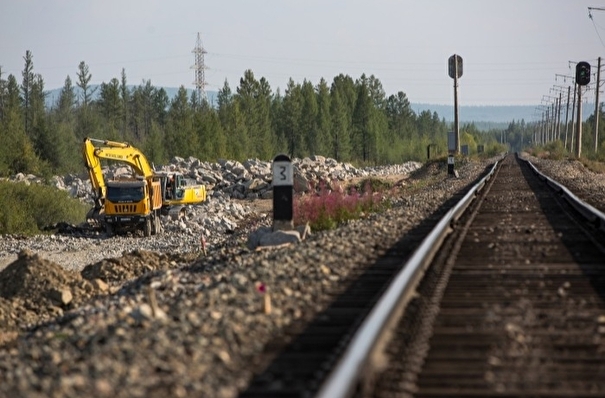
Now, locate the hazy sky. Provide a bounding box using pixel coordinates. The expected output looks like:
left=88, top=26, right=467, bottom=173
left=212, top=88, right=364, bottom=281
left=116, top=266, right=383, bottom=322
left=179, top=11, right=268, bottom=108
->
left=1, top=0, right=604, bottom=106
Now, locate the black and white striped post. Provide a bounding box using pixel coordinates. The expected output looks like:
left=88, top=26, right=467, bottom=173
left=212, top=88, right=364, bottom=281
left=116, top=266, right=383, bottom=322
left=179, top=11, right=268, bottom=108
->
left=272, top=154, right=294, bottom=231
left=447, top=131, right=456, bottom=176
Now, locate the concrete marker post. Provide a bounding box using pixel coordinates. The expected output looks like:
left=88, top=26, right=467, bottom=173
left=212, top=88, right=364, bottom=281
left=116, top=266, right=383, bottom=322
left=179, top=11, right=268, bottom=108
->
left=272, top=154, right=294, bottom=231
left=447, top=154, right=455, bottom=176
left=447, top=131, right=456, bottom=177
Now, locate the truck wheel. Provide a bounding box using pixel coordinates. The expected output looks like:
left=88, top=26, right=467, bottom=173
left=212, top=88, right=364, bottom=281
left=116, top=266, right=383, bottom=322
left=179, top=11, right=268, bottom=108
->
left=105, top=223, right=113, bottom=237
left=144, top=219, right=152, bottom=237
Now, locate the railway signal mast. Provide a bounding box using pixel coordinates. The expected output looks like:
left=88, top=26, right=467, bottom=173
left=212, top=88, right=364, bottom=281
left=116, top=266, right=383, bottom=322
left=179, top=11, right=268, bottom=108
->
left=575, top=62, right=591, bottom=158
left=447, top=54, right=463, bottom=177
left=448, top=54, right=463, bottom=154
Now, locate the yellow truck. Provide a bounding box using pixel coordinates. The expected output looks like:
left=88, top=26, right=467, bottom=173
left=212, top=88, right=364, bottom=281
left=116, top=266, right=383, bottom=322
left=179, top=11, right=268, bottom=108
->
left=82, top=137, right=207, bottom=236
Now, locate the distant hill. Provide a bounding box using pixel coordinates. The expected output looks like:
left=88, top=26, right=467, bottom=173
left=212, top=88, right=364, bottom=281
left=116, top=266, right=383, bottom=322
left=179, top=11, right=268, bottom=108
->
left=412, top=103, right=595, bottom=126
left=44, top=87, right=593, bottom=127
left=412, top=103, right=536, bottom=124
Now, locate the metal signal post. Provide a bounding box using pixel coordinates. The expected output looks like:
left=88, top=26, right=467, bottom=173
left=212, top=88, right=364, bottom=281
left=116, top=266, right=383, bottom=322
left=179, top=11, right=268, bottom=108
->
left=575, top=61, right=591, bottom=158
left=448, top=54, right=463, bottom=154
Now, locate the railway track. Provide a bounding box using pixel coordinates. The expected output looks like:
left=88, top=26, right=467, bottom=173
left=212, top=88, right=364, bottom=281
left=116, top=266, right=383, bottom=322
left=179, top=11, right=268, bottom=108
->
left=239, top=154, right=605, bottom=398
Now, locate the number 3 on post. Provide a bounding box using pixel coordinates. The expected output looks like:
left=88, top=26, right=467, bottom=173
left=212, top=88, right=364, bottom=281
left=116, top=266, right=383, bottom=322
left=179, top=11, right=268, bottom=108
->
left=272, top=161, right=293, bottom=186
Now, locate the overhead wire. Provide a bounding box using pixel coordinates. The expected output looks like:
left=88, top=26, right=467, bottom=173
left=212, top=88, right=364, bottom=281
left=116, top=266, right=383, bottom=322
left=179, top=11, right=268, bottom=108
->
left=589, top=9, right=605, bottom=48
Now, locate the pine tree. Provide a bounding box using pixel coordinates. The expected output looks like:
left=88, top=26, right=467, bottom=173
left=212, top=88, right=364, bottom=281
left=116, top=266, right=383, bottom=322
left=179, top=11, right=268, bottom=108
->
left=30, top=74, right=47, bottom=142
left=21, top=50, right=35, bottom=137
left=218, top=79, right=248, bottom=160
left=256, top=77, right=274, bottom=159
left=76, top=61, right=97, bottom=139
left=57, top=76, right=76, bottom=122
left=165, top=86, right=197, bottom=158
left=195, top=107, right=227, bottom=161
left=352, top=81, right=372, bottom=162
left=76, top=61, right=95, bottom=106
left=153, top=87, right=169, bottom=129
left=29, top=74, right=55, bottom=172
left=49, top=76, right=79, bottom=172
left=2, top=74, right=39, bottom=174
left=300, top=80, right=318, bottom=157
left=330, top=74, right=356, bottom=159
left=99, top=78, right=122, bottom=133
left=368, top=74, right=387, bottom=110
left=143, top=120, right=167, bottom=166
left=270, top=89, right=288, bottom=154
left=331, top=74, right=357, bottom=120
left=282, top=79, right=304, bottom=158
left=130, top=84, right=145, bottom=140
left=315, top=78, right=331, bottom=157
left=120, top=68, right=131, bottom=141
left=0, top=66, right=6, bottom=121
left=217, top=79, right=232, bottom=127
left=329, top=89, right=350, bottom=161
left=236, top=70, right=262, bottom=158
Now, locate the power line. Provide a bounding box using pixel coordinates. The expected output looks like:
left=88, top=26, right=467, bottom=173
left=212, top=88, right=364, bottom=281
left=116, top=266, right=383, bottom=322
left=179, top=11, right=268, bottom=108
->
left=588, top=7, right=605, bottom=48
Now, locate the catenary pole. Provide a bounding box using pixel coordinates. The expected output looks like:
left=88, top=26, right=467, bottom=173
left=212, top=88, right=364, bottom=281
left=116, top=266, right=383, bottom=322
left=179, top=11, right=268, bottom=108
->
left=594, top=56, right=601, bottom=153
left=576, top=83, right=583, bottom=158
left=564, top=86, right=571, bottom=150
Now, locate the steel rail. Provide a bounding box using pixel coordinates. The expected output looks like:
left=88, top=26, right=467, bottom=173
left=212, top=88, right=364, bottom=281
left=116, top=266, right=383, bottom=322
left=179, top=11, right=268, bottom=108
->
left=524, top=159, right=605, bottom=232
left=315, top=159, right=501, bottom=398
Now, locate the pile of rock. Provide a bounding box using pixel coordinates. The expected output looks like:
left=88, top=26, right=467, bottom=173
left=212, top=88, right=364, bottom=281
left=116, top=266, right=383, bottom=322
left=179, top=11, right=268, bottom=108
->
left=179, top=155, right=421, bottom=200
left=36, top=155, right=422, bottom=204
left=5, top=156, right=420, bottom=244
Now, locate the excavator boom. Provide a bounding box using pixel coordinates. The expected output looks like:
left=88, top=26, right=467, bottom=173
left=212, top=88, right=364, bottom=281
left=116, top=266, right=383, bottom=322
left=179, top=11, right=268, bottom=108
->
left=84, top=138, right=155, bottom=177
left=82, top=138, right=107, bottom=204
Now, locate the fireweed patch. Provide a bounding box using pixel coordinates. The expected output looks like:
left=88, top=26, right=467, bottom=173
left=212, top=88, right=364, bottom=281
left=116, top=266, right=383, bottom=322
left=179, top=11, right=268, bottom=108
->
left=293, top=180, right=390, bottom=231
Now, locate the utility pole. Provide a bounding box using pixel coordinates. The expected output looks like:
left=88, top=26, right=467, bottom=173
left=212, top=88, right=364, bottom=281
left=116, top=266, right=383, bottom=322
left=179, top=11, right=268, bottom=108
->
left=551, top=85, right=568, bottom=142
left=571, top=83, right=577, bottom=152
left=576, top=83, right=583, bottom=158
left=575, top=61, right=592, bottom=158
left=544, top=110, right=549, bottom=143
left=564, top=86, right=571, bottom=149
left=594, top=56, right=601, bottom=153
left=556, top=92, right=562, bottom=141
left=540, top=111, right=546, bottom=145
left=542, top=95, right=558, bottom=142
left=553, top=75, right=576, bottom=150
left=588, top=8, right=604, bottom=152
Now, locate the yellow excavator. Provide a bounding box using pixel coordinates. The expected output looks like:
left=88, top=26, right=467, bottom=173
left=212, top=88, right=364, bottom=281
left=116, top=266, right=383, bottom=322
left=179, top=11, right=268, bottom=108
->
left=82, top=137, right=207, bottom=236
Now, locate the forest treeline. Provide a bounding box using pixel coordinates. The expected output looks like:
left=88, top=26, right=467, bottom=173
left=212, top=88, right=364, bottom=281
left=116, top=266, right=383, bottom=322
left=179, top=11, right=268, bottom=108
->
left=0, top=50, right=514, bottom=178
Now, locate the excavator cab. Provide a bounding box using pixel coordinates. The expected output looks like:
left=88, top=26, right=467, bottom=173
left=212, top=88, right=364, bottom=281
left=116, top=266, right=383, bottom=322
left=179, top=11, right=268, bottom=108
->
left=163, top=174, right=182, bottom=200
left=174, top=174, right=185, bottom=199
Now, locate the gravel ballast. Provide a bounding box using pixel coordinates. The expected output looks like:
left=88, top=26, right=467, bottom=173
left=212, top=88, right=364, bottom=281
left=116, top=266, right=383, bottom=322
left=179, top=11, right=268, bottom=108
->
left=1, top=154, right=604, bottom=398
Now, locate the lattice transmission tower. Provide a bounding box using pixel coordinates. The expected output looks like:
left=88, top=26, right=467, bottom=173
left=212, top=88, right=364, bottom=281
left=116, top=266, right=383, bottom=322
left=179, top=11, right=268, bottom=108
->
left=192, top=32, right=208, bottom=103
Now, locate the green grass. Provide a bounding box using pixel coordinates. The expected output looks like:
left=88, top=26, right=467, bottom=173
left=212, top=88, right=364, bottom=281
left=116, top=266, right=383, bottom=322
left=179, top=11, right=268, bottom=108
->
left=580, top=158, right=605, bottom=174
left=0, top=180, right=89, bottom=235
left=525, top=141, right=605, bottom=174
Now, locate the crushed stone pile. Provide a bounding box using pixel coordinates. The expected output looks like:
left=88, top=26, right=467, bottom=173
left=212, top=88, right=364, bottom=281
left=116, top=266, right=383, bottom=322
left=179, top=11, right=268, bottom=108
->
left=81, top=249, right=194, bottom=284
left=0, top=249, right=98, bottom=332
left=0, top=249, right=196, bottom=337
